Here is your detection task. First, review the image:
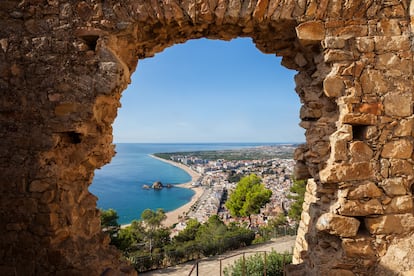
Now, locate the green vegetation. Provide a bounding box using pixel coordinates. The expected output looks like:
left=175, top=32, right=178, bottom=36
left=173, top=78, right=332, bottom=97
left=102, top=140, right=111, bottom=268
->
left=154, top=145, right=296, bottom=161
left=226, top=174, right=272, bottom=225
left=140, top=208, right=167, bottom=254
left=99, top=176, right=306, bottom=273
left=100, top=208, right=119, bottom=227
left=223, top=250, right=292, bottom=276
left=254, top=214, right=297, bottom=244
left=101, top=209, right=255, bottom=272
left=287, top=179, right=307, bottom=222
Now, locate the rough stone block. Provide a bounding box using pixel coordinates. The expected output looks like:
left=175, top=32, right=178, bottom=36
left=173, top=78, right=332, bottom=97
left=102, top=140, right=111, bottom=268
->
left=378, top=237, right=414, bottom=274
left=377, top=19, right=401, bottom=36
left=331, top=24, right=368, bottom=38
left=330, top=139, right=348, bottom=162
left=355, top=103, right=383, bottom=116
left=381, top=139, right=413, bottom=159
left=324, top=49, right=354, bottom=62
left=349, top=141, right=373, bottom=162
left=394, top=118, right=413, bottom=137
left=365, top=214, right=414, bottom=235
left=295, top=21, right=325, bottom=42
left=380, top=177, right=407, bottom=196
left=323, top=75, right=345, bottom=98
left=384, top=92, right=412, bottom=117
left=316, top=213, right=360, bottom=237
left=390, top=159, right=414, bottom=176
left=374, top=36, right=411, bottom=52
left=320, top=162, right=374, bottom=183
left=339, top=198, right=383, bottom=216
left=323, top=36, right=345, bottom=49
left=348, top=182, right=383, bottom=199
left=342, top=238, right=375, bottom=258
left=384, top=195, right=413, bottom=214
left=356, top=37, right=374, bottom=53
left=342, top=113, right=377, bottom=125
left=359, top=69, right=388, bottom=95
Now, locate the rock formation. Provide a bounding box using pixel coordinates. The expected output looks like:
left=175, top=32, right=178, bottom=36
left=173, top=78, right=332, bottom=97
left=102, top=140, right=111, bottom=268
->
left=1, top=0, right=414, bottom=275
left=152, top=181, right=163, bottom=190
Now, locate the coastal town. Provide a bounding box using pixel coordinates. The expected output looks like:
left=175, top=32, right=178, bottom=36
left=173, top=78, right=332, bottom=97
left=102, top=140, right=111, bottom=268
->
left=153, top=145, right=298, bottom=234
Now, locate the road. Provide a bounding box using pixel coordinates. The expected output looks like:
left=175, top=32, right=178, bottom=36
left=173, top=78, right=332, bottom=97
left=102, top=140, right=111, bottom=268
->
left=140, top=235, right=296, bottom=276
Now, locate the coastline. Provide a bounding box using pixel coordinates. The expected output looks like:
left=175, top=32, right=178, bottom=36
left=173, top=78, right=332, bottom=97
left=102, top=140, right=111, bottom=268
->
left=149, top=154, right=203, bottom=227
left=121, top=155, right=202, bottom=229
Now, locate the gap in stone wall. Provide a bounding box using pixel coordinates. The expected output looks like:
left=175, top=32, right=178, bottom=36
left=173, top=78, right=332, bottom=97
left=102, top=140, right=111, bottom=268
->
left=91, top=37, right=304, bottom=223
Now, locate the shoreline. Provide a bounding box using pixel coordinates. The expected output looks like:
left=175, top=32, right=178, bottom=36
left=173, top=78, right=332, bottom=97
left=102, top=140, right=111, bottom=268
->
left=121, top=155, right=202, bottom=229
left=150, top=154, right=203, bottom=227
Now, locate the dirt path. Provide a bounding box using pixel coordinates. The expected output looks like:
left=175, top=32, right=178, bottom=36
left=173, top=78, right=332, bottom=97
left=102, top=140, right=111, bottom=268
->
left=140, top=235, right=296, bottom=276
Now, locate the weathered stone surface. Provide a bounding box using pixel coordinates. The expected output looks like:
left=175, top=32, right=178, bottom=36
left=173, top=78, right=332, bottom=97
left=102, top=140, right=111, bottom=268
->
left=339, top=198, right=383, bottom=216
left=324, top=49, right=354, bottom=62
left=394, top=118, right=413, bottom=137
left=365, top=214, right=414, bottom=235
left=295, top=21, right=325, bottom=42
left=380, top=178, right=407, bottom=196
left=384, top=195, right=413, bottom=214
left=378, top=237, right=414, bottom=274
left=342, top=113, right=377, bottom=125
left=323, top=75, right=345, bottom=98
left=374, top=36, right=411, bottom=53
left=360, top=69, right=388, bottom=95
left=329, top=125, right=352, bottom=161
left=356, top=37, right=374, bottom=53
left=384, top=92, right=412, bottom=117
left=381, top=139, right=413, bottom=159
left=316, top=213, right=360, bottom=237
left=390, top=159, right=414, bottom=176
left=342, top=238, right=375, bottom=258
left=348, top=182, right=383, bottom=199
left=349, top=141, right=373, bottom=162
left=320, top=162, right=374, bottom=183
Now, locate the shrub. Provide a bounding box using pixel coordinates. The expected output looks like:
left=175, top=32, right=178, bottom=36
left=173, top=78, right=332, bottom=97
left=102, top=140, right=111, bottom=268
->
left=223, top=251, right=292, bottom=276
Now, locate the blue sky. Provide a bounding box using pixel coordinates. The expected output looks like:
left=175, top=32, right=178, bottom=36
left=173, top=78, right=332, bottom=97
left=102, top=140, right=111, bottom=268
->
left=113, top=38, right=304, bottom=143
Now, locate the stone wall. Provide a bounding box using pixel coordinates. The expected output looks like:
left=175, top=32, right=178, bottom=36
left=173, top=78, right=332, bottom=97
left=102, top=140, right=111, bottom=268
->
left=1, top=0, right=413, bottom=275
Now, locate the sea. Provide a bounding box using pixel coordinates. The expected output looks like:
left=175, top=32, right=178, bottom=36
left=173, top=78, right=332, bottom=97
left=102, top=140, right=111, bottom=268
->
left=89, top=143, right=284, bottom=224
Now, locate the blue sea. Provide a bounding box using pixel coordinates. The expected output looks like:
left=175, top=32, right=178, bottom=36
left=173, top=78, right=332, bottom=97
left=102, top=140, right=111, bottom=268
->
left=89, top=143, right=283, bottom=224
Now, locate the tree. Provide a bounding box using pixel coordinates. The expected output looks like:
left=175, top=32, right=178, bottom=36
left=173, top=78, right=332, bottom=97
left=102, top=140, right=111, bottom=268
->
left=287, top=179, right=307, bottom=222
left=225, top=174, right=272, bottom=226
left=174, top=218, right=201, bottom=243
left=195, top=215, right=229, bottom=256
left=100, top=208, right=119, bottom=227
left=113, top=220, right=146, bottom=252
left=141, top=208, right=167, bottom=254
left=141, top=208, right=166, bottom=229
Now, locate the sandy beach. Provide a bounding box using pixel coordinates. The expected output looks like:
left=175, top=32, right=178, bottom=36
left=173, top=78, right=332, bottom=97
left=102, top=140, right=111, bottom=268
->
left=149, top=155, right=203, bottom=227
left=121, top=155, right=203, bottom=229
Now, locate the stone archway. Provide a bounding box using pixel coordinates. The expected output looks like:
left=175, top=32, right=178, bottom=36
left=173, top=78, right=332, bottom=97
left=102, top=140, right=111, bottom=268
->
left=1, top=0, right=414, bottom=275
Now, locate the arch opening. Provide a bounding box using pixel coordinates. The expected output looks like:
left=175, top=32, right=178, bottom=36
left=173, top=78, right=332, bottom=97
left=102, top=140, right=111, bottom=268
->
left=91, top=37, right=305, bottom=226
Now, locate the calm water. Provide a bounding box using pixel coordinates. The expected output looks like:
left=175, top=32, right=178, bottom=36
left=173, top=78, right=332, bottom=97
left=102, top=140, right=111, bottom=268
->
left=89, top=143, right=280, bottom=224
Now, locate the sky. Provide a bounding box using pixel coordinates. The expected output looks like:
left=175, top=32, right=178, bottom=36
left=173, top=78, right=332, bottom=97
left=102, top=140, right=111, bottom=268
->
left=113, top=38, right=305, bottom=143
